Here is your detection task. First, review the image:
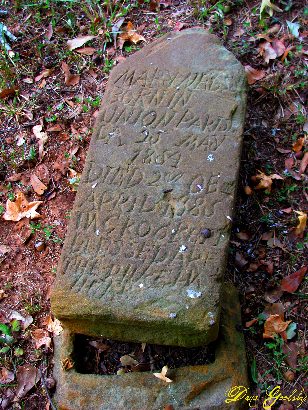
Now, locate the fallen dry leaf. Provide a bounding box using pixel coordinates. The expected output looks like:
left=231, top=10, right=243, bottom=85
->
left=294, top=211, right=307, bottom=236
left=235, top=251, right=248, bottom=269
left=247, top=262, right=261, bottom=272
left=224, top=17, right=233, bottom=26
left=174, top=21, right=185, bottom=31
left=271, top=39, right=286, bottom=57
left=16, top=133, right=25, bottom=146
left=267, top=237, right=285, bottom=250
left=45, top=316, right=63, bottom=335
left=282, top=342, right=298, bottom=368
left=0, top=87, right=18, bottom=99
left=252, top=171, right=283, bottom=192
left=153, top=365, right=173, bottom=383
left=264, top=303, right=284, bottom=320
left=15, top=365, right=40, bottom=399
left=281, top=207, right=292, bottom=214
left=68, top=168, right=81, bottom=191
left=67, top=35, right=95, bottom=51
left=281, top=46, right=294, bottom=62
left=0, top=367, right=14, bottom=384
left=160, top=0, right=172, bottom=7
left=284, top=370, right=295, bottom=381
left=267, top=24, right=281, bottom=34
left=276, top=147, right=291, bottom=154
left=118, top=21, right=146, bottom=49
left=260, top=0, right=282, bottom=17
left=234, top=27, right=245, bottom=37
left=261, top=231, right=273, bottom=240
left=46, top=123, right=64, bottom=132
left=244, top=185, right=253, bottom=195
left=263, top=314, right=291, bottom=339
left=292, top=137, right=305, bottom=152
left=236, top=231, right=251, bottom=240
left=264, top=287, right=283, bottom=303
left=245, top=318, right=258, bottom=328
left=120, top=355, right=139, bottom=367
left=61, top=61, right=80, bottom=87
left=284, top=157, right=294, bottom=171
left=264, top=261, right=274, bottom=275
left=149, top=0, right=160, bottom=12
left=89, top=340, right=110, bottom=352
left=299, top=152, right=308, bottom=175
left=33, top=164, right=50, bottom=186
left=35, top=68, right=53, bottom=82
left=32, top=329, right=52, bottom=349
left=280, top=266, right=307, bottom=293
left=46, top=22, right=53, bottom=41
left=0, top=245, right=11, bottom=262
left=0, top=289, right=8, bottom=300
left=75, top=47, right=96, bottom=56
left=62, top=357, right=74, bottom=371
left=30, top=174, right=47, bottom=196
left=3, top=192, right=42, bottom=222
left=259, top=41, right=277, bottom=63
left=6, top=173, right=23, bottom=182
left=9, top=311, right=33, bottom=330
left=244, top=65, right=266, bottom=85
left=33, top=124, right=48, bottom=160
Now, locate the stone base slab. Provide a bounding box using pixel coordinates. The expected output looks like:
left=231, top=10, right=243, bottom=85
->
left=53, top=284, right=248, bottom=410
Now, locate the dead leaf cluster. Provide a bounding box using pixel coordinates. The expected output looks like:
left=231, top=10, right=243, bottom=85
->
left=259, top=39, right=286, bottom=63
left=251, top=171, right=283, bottom=192
left=118, top=21, right=146, bottom=50
left=3, top=192, right=42, bottom=222
left=61, top=61, right=80, bottom=86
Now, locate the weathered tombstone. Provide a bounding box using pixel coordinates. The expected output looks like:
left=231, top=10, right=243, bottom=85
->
left=51, top=28, right=246, bottom=348
left=51, top=28, right=249, bottom=409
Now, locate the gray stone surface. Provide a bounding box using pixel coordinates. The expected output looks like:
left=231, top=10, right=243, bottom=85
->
left=51, top=29, right=247, bottom=347
left=53, top=285, right=249, bottom=410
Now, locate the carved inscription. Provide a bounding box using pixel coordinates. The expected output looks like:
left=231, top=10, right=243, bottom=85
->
left=56, top=31, right=245, bottom=311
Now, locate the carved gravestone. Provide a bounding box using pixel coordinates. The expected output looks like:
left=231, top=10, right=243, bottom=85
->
left=51, top=29, right=246, bottom=347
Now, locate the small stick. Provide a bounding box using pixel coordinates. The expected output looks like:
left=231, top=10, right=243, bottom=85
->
left=39, top=368, right=57, bottom=410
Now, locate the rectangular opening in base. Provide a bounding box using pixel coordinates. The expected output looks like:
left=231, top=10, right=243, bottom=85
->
left=72, top=334, right=216, bottom=375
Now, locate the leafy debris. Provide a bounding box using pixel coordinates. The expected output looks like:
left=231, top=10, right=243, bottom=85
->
left=3, top=192, right=42, bottom=222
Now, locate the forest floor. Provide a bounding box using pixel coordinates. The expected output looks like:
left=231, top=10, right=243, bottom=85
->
left=0, top=1, right=307, bottom=409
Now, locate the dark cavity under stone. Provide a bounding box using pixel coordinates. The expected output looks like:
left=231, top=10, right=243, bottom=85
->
left=73, top=334, right=216, bottom=375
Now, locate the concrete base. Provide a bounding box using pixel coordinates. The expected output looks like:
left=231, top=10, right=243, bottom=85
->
left=53, top=284, right=249, bottom=410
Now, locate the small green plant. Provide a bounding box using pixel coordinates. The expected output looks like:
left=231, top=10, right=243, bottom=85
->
left=0, top=320, right=24, bottom=359
left=68, top=175, right=81, bottom=190
left=276, top=184, right=299, bottom=203
left=30, top=222, right=42, bottom=234
left=265, top=335, right=286, bottom=379
left=43, top=225, right=53, bottom=240
left=124, top=44, right=133, bottom=53
left=29, top=222, right=62, bottom=243
left=154, top=16, right=161, bottom=31
left=24, top=302, right=41, bottom=315
left=82, top=104, right=90, bottom=113
left=27, top=146, right=37, bottom=161
left=103, top=58, right=114, bottom=73
left=0, top=204, right=4, bottom=214
left=45, top=114, right=57, bottom=122
left=7, top=192, right=14, bottom=201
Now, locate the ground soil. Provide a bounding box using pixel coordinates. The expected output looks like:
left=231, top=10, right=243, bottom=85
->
left=0, top=1, right=307, bottom=409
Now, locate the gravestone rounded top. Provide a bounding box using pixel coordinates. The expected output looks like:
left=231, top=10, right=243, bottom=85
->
left=51, top=29, right=247, bottom=347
